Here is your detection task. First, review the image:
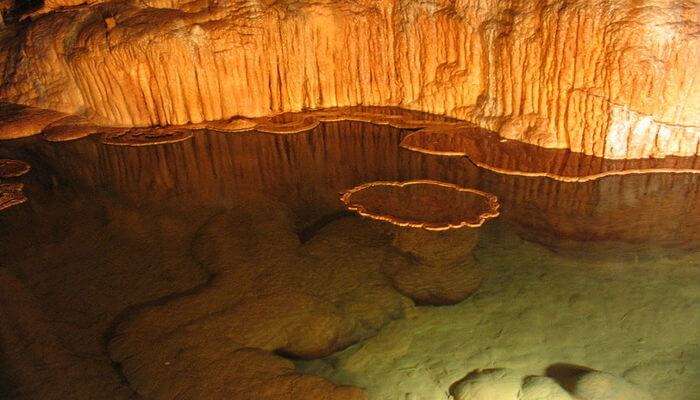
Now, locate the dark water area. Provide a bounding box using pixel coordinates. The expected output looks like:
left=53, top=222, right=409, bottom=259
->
left=4, top=120, right=698, bottom=248
left=0, top=120, right=698, bottom=399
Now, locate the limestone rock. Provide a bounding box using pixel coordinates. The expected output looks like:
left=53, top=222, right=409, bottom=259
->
left=573, top=371, right=654, bottom=400
left=383, top=255, right=482, bottom=306
left=451, top=368, right=524, bottom=400
left=392, top=227, right=481, bottom=267
left=1, top=0, right=697, bottom=159
left=0, top=270, right=133, bottom=400
left=41, top=115, right=104, bottom=142
left=400, top=126, right=700, bottom=182
left=451, top=368, right=648, bottom=400
left=0, top=103, right=67, bottom=140
left=519, top=376, right=573, bottom=400
left=107, top=207, right=412, bottom=399
left=0, top=182, right=26, bottom=211
left=0, top=158, right=30, bottom=178
left=101, top=126, right=194, bottom=146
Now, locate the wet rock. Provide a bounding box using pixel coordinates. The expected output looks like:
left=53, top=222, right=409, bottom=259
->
left=383, top=255, right=482, bottom=306
left=0, top=182, right=26, bottom=212
left=0, top=103, right=67, bottom=140
left=573, top=371, right=653, bottom=400
left=108, top=210, right=414, bottom=399
left=392, top=227, right=481, bottom=267
left=451, top=368, right=523, bottom=400
left=520, top=376, right=573, bottom=400
left=0, top=159, right=30, bottom=178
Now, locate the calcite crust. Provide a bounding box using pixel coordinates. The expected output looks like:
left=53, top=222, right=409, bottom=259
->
left=0, top=0, right=697, bottom=159
left=341, top=180, right=500, bottom=231
left=0, top=182, right=26, bottom=211
left=0, top=159, right=30, bottom=178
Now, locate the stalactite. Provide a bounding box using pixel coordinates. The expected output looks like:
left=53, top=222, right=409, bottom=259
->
left=0, top=0, right=696, bottom=159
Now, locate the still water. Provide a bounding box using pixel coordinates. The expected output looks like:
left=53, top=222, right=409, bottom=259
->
left=0, top=121, right=698, bottom=399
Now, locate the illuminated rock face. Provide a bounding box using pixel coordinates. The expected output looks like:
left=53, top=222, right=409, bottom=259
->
left=0, top=0, right=697, bottom=159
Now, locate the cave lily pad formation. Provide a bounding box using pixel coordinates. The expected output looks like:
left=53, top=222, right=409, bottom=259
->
left=0, top=182, right=26, bottom=212
left=0, top=0, right=697, bottom=161
left=0, top=159, right=30, bottom=212
left=0, top=159, right=31, bottom=179
left=341, top=180, right=500, bottom=232
left=341, top=180, right=499, bottom=305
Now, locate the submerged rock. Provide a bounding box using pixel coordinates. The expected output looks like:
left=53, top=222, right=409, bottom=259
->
left=0, top=182, right=26, bottom=212
left=107, top=207, right=416, bottom=399
left=383, top=255, right=482, bottom=306
left=451, top=368, right=523, bottom=400
left=573, top=371, right=653, bottom=400
left=520, top=376, right=573, bottom=400
left=342, top=180, right=498, bottom=305
left=451, top=368, right=650, bottom=400
left=0, top=159, right=30, bottom=178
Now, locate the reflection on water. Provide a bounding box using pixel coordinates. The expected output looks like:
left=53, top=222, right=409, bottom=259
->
left=5, top=120, right=699, bottom=247
left=0, top=120, right=698, bottom=399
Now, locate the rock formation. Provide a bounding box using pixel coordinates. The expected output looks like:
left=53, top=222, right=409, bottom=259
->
left=341, top=180, right=499, bottom=305
left=573, top=371, right=654, bottom=400
left=1, top=187, right=400, bottom=399
left=401, top=125, right=700, bottom=182
left=0, top=159, right=29, bottom=178
left=0, top=159, right=29, bottom=212
left=101, top=127, right=194, bottom=146
left=0, top=0, right=697, bottom=159
left=450, top=367, right=653, bottom=400
left=0, top=182, right=25, bottom=211
left=107, top=199, right=414, bottom=399
left=341, top=180, right=500, bottom=231
left=0, top=103, right=67, bottom=140
left=0, top=1, right=697, bottom=396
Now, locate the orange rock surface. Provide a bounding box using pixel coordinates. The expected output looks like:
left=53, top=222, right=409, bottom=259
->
left=341, top=180, right=500, bottom=231
left=0, top=1, right=697, bottom=159
left=0, top=103, right=67, bottom=140
left=101, top=127, right=194, bottom=146
left=341, top=180, right=497, bottom=305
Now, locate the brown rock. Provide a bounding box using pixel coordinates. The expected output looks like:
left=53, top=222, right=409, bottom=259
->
left=107, top=206, right=412, bottom=400
left=401, top=125, right=700, bottom=182
left=383, top=255, right=482, bottom=306
left=341, top=180, right=495, bottom=304
left=0, top=182, right=26, bottom=211
left=41, top=115, right=103, bottom=142
left=341, top=180, right=500, bottom=231
left=101, top=127, right=194, bottom=146
left=392, top=226, right=481, bottom=267
left=0, top=159, right=30, bottom=178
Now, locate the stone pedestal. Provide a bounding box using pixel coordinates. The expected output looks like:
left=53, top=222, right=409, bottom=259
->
left=391, top=226, right=479, bottom=267
left=384, top=226, right=483, bottom=305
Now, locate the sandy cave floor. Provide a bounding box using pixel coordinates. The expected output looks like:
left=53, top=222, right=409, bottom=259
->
left=298, top=222, right=700, bottom=400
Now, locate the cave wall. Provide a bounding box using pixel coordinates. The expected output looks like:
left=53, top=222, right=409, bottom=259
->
left=0, top=0, right=698, bottom=159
